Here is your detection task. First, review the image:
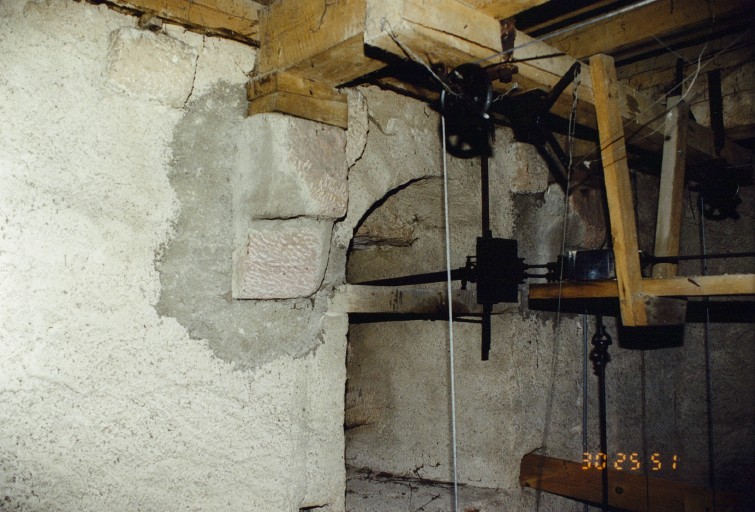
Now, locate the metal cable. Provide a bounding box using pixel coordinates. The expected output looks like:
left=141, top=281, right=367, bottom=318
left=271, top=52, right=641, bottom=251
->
left=441, top=115, right=460, bottom=512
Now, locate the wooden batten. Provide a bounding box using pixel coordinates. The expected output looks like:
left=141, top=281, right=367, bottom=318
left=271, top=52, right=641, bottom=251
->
left=529, top=274, right=755, bottom=301
left=247, top=71, right=348, bottom=128
left=653, top=97, right=689, bottom=279
left=107, top=0, right=261, bottom=44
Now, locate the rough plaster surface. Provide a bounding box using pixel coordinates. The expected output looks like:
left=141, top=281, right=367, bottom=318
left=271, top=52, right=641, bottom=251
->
left=156, top=84, right=334, bottom=366
left=0, top=1, right=345, bottom=510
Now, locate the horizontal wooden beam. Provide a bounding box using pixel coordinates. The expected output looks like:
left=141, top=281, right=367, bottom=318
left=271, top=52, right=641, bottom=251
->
left=545, top=0, right=751, bottom=60
left=256, top=0, right=384, bottom=84
left=329, top=284, right=516, bottom=315
left=528, top=274, right=755, bottom=301
left=247, top=71, right=348, bottom=128
left=364, top=0, right=503, bottom=70
left=102, top=0, right=261, bottom=45
left=520, top=453, right=743, bottom=511
left=462, top=0, right=550, bottom=20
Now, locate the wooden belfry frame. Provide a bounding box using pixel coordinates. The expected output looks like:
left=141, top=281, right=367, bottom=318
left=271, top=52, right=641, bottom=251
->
left=529, top=54, right=755, bottom=327
left=520, top=55, right=751, bottom=510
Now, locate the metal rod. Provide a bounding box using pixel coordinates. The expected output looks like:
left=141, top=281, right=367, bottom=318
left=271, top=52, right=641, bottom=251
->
left=708, top=68, right=725, bottom=156
left=481, top=154, right=491, bottom=238
left=648, top=250, right=755, bottom=263
left=481, top=303, right=492, bottom=360
left=590, top=314, right=612, bottom=511
left=355, top=267, right=469, bottom=286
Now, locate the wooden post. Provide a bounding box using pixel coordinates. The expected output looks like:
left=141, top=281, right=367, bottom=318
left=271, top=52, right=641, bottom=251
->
left=589, top=54, right=647, bottom=326
left=653, top=97, right=689, bottom=279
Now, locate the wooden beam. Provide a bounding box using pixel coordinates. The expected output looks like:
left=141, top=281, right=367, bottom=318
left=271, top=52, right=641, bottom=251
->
left=545, top=0, right=752, bottom=60
left=653, top=97, right=689, bottom=279
left=104, top=0, right=261, bottom=44
left=590, top=54, right=647, bottom=326
left=364, top=0, right=503, bottom=70
left=329, top=284, right=516, bottom=315
left=461, top=0, right=550, bottom=20
left=519, top=453, right=743, bottom=511
left=247, top=71, right=348, bottom=128
left=528, top=274, right=755, bottom=300
left=256, top=0, right=384, bottom=84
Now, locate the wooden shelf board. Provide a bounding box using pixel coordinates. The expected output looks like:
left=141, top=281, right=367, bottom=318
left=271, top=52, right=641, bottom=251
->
left=529, top=274, right=755, bottom=301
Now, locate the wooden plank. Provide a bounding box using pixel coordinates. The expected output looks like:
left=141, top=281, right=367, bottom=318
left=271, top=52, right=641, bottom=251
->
left=653, top=97, right=689, bottom=279
left=329, top=284, right=516, bottom=315
left=590, top=54, right=647, bottom=326
left=256, top=0, right=384, bottom=83
left=528, top=274, right=755, bottom=300
left=460, top=0, right=550, bottom=20
left=546, top=0, right=751, bottom=60
left=519, top=453, right=743, bottom=511
left=247, top=71, right=348, bottom=128
left=364, top=0, right=503, bottom=71
left=107, top=0, right=261, bottom=44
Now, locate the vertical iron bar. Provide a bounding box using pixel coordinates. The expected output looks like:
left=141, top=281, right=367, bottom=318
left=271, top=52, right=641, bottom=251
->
left=481, top=154, right=491, bottom=238
left=591, top=314, right=611, bottom=511
left=707, top=69, right=724, bottom=157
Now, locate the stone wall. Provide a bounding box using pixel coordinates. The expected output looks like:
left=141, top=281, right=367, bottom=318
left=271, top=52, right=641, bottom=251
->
left=0, top=1, right=347, bottom=510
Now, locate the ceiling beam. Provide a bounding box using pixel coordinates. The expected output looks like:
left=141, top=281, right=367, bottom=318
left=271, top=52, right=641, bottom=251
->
left=100, top=0, right=262, bottom=45
left=255, top=0, right=384, bottom=84
left=545, top=0, right=752, bottom=60
left=459, top=0, right=550, bottom=20
left=246, top=0, right=751, bottom=176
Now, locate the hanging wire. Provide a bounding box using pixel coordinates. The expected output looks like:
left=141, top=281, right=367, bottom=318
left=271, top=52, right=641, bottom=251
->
left=535, top=61, right=582, bottom=512
left=441, top=116, right=460, bottom=512
left=380, top=17, right=456, bottom=95
left=556, top=63, right=581, bottom=325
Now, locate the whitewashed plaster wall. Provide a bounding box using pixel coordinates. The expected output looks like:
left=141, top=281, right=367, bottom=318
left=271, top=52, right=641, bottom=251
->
left=0, top=1, right=346, bottom=510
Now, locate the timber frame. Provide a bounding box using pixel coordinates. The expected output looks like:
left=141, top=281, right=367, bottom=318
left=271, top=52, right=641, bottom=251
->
left=96, top=0, right=752, bottom=323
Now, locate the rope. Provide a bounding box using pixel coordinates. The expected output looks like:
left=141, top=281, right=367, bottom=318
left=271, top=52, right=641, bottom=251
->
left=556, top=63, right=581, bottom=325
left=441, top=115, right=460, bottom=512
